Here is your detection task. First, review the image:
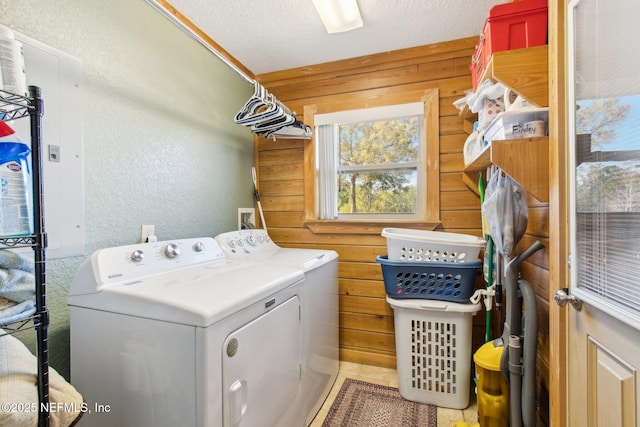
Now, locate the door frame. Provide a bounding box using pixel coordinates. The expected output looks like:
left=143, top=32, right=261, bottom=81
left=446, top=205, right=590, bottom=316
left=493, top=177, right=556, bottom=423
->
left=548, top=0, right=569, bottom=425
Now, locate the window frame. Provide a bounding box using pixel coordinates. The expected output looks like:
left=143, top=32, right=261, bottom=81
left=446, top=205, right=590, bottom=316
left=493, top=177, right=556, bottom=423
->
left=302, top=87, right=440, bottom=233
left=316, top=103, right=426, bottom=220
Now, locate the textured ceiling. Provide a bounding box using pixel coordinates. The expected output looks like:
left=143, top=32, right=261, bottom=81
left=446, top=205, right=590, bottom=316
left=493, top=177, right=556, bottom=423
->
left=164, top=0, right=504, bottom=75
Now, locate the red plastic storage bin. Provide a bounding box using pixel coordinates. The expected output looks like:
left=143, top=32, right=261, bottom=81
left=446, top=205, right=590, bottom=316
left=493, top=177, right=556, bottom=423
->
left=482, top=0, right=548, bottom=65
left=470, top=44, right=485, bottom=91
left=471, top=0, right=548, bottom=90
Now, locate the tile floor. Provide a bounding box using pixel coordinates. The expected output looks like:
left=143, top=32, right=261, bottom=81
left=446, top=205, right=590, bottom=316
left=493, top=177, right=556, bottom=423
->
left=310, top=361, right=479, bottom=427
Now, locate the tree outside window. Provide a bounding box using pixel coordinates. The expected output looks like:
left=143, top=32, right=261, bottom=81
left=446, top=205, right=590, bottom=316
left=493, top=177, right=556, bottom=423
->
left=337, top=117, right=420, bottom=215
left=315, top=102, right=425, bottom=220
left=575, top=97, right=639, bottom=213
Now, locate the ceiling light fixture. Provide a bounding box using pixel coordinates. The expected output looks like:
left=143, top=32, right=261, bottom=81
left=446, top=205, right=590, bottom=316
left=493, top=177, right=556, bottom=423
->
left=312, top=0, right=363, bottom=33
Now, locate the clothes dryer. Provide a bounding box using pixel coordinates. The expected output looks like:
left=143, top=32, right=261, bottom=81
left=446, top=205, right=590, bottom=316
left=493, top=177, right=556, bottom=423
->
left=215, top=229, right=339, bottom=425
left=68, top=237, right=305, bottom=427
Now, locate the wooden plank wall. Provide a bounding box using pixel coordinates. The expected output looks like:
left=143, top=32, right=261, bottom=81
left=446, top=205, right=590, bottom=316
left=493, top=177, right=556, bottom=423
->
left=254, top=36, right=551, bottom=420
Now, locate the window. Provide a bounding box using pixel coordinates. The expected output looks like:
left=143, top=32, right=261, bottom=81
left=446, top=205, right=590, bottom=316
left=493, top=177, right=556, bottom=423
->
left=302, top=87, right=440, bottom=230
left=315, top=102, right=425, bottom=220
left=573, top=95, right=640, bottom=313
left=569, top=0, right=640, bottom=325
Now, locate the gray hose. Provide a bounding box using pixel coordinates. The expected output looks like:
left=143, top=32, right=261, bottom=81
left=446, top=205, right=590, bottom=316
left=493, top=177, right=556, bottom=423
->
left=505, top=241, right=544, bottom=338
left=519, top=280, right=538, bottom=427
left=508, top=335, right=522, bottom=427
left=501, top=241, right=544, bottom=378
left=499, top=240, right=544, bottom=426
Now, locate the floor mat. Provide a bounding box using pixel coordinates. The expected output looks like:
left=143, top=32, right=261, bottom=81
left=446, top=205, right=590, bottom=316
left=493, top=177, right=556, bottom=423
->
left=322, top=378, right=437, bottom=427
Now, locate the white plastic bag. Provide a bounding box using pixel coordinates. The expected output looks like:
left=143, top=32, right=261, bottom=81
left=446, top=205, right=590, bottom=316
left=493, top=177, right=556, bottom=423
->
left=481, top=170, right=528, bottom=257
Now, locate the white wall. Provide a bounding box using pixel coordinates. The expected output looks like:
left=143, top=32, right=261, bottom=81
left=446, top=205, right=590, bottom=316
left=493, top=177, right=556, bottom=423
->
left=2, top=0, right=255, bottom=378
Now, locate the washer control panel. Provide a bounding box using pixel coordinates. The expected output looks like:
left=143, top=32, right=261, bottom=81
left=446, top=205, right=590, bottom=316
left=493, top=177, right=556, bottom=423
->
left=215, top=229, right=279, bottom=259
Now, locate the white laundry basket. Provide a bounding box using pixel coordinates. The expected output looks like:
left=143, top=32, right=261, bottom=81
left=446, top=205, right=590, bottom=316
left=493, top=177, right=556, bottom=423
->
left=386, top=297, right=481, bottom=409
left=381, top=228, right=485, bottom=263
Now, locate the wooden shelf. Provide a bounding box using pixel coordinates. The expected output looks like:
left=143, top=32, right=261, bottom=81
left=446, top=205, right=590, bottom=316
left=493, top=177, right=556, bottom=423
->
left=460, top=45, right=549, bottom=128
left=463, top=136, right=549, bottom=202
left=461, top=110, right=477, bottom=134
left=460, top=45, right=549, bottom=202
left=485, top=45, right=548, bottom=107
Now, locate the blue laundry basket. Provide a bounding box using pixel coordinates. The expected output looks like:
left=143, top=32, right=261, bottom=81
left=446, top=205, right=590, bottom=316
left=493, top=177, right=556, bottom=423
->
left=376, top=255, right=481, bottom=303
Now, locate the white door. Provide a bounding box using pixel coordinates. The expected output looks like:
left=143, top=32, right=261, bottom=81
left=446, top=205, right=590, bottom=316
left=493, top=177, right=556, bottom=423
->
left=222, top=296, right=302, bottom=427
left=564, top=0, right=640, bottom=424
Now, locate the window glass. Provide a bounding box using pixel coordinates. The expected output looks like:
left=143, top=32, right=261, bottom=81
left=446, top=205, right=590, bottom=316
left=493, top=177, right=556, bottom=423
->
left=574, top=95, right=640, bottom=312
left=570, top=0, right=640, bottom=316
left=316, top=103, right=424, bottom=220
left=337, top=116, right=421, bottom=215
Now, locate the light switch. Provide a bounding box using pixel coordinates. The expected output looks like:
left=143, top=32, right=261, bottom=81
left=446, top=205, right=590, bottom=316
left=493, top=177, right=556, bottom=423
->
left=48, top=144, right=60, bottom=162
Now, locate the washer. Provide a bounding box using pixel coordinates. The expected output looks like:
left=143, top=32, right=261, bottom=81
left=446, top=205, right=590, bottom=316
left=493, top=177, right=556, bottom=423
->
left=68, top=237, right=306, bottom=427
left=215, top=229, right=339, bottom=426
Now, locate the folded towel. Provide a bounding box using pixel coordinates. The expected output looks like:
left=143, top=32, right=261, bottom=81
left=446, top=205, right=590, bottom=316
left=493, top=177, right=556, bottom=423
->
left=0, top=331, right=84, bottom=427
left=0, top=299, right=36, bottom=325
left=0, top=250, right=34, bottom=273
left=0, top=250, right=34, bottom=304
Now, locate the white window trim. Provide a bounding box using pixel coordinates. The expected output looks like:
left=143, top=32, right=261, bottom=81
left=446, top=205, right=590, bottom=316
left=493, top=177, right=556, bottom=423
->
left=302, top=87, right=440, bottom=233
left=315, top=103, right=425, bottom=220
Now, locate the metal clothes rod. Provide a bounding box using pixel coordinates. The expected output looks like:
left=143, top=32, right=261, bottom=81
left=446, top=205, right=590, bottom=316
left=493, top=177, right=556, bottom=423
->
left=144, top=0, right=256, bottom=86
left=144, top=1, right=312, bottom=140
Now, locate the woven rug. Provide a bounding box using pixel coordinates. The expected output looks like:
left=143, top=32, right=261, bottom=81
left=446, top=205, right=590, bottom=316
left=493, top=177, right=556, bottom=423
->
left=322, top=378, right=437, bottom=427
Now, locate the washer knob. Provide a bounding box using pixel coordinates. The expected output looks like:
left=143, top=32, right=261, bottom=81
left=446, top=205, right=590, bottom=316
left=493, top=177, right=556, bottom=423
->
left=193, top=241, right=206, bottom=252
left=130, top=249, right=145, bottom=262
left=164, top=243, right=181, bottom=259
left=246, top=235, right=257, bottom=246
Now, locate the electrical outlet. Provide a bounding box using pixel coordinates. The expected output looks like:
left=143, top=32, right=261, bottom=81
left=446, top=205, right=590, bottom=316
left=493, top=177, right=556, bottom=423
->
left=140, top=224, right=155, bottom=243
left=238, top=208, right=256, bottom=230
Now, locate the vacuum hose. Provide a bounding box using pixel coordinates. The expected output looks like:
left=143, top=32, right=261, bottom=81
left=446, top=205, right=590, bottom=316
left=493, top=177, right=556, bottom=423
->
left=500, top=241, right=544, bottom=427
left=519, top=280, right=538, bottom=427
left=508, top=335, right=522, bottom=427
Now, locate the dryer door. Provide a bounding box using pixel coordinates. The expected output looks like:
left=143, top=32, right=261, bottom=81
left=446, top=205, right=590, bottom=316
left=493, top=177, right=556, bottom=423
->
left=222, top=295, right=301, bottom=427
